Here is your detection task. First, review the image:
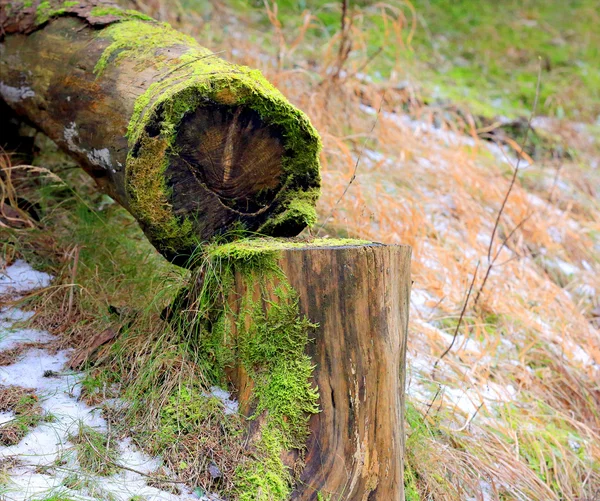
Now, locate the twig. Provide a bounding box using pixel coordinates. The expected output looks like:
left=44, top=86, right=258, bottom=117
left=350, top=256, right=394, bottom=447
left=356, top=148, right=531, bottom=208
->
left=475, top=61, right=542, bottom=306
left=317, top=92, right=386, bottom=234
left=423, top=384, right=442, bottom=421
left=331, top=0, right=352, bottom=81
left=347, top=46, right=384, bottom=80
left=486, top=60, right=542, bottom=264
left=432, top=261, right=480, bottom=378
left=66, top=245, right=79, bottom=320
left=456, top=402, right=484, bottom=432
left=473, top=212, right=532, bottom=307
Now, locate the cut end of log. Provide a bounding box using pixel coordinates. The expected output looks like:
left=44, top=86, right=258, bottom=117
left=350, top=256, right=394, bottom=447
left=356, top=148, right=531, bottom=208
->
left=172, top=104, right=285, bottom=207
left=1, top=3, right=322, bottom=266
left=128, top=87, right=322, bottom=263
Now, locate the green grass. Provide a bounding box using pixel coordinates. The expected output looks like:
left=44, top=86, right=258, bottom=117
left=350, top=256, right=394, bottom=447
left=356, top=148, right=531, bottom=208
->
left=67, top=424, right=119, bottom=476
left=408, top=0, right=600, bottom=120
left=221, top=0, right=600, bottom=121
left=32, top=495, right=79, bottom=501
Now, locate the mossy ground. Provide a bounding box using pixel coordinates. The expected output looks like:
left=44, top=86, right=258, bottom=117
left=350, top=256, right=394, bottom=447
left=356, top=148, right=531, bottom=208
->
left=229, top=0, right=600, bottom=121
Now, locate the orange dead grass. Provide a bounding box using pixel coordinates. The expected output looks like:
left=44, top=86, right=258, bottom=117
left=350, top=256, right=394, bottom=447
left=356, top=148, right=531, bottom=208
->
left=4, top=1, right=599, bottom=499
left=176, top=2, right=600, bottom=499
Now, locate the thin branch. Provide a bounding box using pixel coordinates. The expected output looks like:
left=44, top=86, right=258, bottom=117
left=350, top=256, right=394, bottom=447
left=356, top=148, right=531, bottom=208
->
left=486, top=60, right=542, bottom=263
left=423, top=384, right=442, bottom=421
left=456, top=402, right=484, bottom=432
left=347, top=46, right=384, bottom=80
left=492, top=212, right=533, bottom=263
left=432, top=261, right=480, bottom=378
left=473, top=212, right=533, bottom=306
left=317, top=92, right=386, bottom=234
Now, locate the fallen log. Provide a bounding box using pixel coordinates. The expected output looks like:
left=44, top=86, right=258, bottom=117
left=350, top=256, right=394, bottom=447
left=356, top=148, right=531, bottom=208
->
left=181, top=238, right=411, bottom=500
left=0, top=1, right=321, bottom=265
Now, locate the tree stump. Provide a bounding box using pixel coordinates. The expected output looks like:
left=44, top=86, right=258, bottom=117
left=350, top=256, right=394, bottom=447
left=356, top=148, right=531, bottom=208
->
left=0, top=1, right=321, bottom=265
left=190, top=239, right=411, bottom=500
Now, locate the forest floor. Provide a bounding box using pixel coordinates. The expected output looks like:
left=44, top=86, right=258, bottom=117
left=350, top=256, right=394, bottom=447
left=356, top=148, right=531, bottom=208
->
left=1, top=261, right=212, bottom=501
left=1, top=0, right=599, bottom=500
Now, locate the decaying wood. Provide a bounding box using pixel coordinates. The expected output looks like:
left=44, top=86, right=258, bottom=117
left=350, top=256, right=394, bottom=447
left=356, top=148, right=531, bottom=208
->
left=226, top=242, right=411, bottom=500
left=0, top=0, right=321, bottom=265
left=69, top=327, right=118, bottom=369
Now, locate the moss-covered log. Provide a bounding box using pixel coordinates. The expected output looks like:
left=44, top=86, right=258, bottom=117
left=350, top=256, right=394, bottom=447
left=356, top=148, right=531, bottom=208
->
left=183, top=238, right=411, bottom=500
left=0, top=1, right=321, bottom=265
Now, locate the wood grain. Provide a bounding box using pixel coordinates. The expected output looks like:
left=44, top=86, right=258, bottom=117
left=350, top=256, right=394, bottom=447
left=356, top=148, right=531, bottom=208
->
left=228, top=243, right=411, bottom=500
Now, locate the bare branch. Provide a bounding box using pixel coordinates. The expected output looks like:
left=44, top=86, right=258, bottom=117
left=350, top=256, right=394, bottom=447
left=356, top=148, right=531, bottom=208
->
left=486, top=61, right=542, bottom=263
left=317, top=92, right=386, bottom=234
left=432, top=261, right=480, bottom=378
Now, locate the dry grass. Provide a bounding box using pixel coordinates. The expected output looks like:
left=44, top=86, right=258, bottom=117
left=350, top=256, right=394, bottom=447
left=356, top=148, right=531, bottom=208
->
left=0, top=386, right=44, bottom=446
left=2, top=1, right=599, bottom=499
left=165, top=3, right=599, bottom=499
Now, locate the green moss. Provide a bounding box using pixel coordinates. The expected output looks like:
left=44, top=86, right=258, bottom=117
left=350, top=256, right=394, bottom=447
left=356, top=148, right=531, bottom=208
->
left=146, top=238, right=326, bottom=497
left=234, top=426, right=292, bottom=500
left=35, top=0, right=79, bottom=24
left=171, top=240, right=326, bottom=498
left=239, top=286, right=319, bottom=447
left=125, top=134, right=196, bottom=257
left=91, top=19, right=321, bottom=255
left=258, top=189, right=319, bottom=235
left=36, top=0, right=53, bottom=23
left=404, top=463, right=421, bottom=501
left=208, top=236, right=373, bottom=262
left=158, top=385, right=225, bottom=444
left=31, top=1, right=149, bottom=27
left=93, top=20, right=197, bottom=76
left=90, top=6, right=152, bottom=20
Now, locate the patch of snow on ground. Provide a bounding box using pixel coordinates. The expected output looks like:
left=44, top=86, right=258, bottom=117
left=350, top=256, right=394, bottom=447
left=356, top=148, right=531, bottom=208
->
left=0, top=260, right=52, bottom=297
left=433, top=327, right=483, bottom=354
left=209, top=386, right=239, bottom=416
left=411, top=289, right=439, bottom=320
left=0, top=411, right=14, bottom=425
left=444, top=382, right=516, bottom=418
left=1, top=307, right=53, bottom=351
left=0, top=262, right=203, bottom=501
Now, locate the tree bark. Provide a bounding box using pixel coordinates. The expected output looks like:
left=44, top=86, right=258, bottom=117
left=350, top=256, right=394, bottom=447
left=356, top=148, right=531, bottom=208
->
left=0, top=1, right=321, bottom=265
left=222, top=241, right=411, bottom=500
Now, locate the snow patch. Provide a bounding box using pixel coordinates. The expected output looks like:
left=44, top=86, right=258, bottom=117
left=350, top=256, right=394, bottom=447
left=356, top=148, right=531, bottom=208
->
left=0, top=411, right=14, bottom=425
left=0, top=260, right=52, bottom=297
left=411, top=289, right=439, bottom=319
left=444, top=382, right=516, bottom=417
left=0, top=324, right=53, bottom=352
left=0, top=82, right=35, bottom=104
left=209, top=386, right=239, bottom=415
left=0, top=261, right=202, bottom=501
